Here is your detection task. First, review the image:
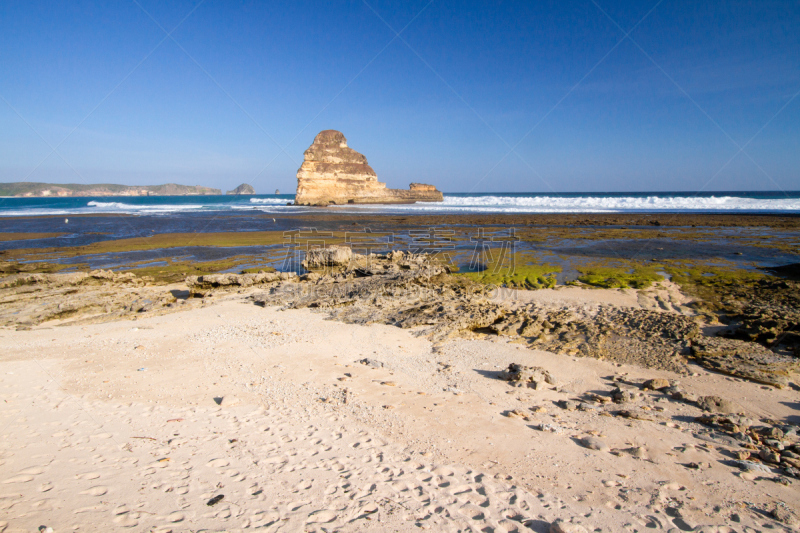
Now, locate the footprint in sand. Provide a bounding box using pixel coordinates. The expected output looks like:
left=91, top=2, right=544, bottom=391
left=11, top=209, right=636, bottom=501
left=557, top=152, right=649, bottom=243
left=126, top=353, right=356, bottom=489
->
left=206, top=458, right=229, bottom=468
left=289, top=500, right=310, bottom=512
left=214, top=507, right=231, bottom=519
left=113, top=514, right=138, bottom=527
left=450, top=484, right=473, bottom=496
left=79, top=486, right=108, bottom=496
left=0, top=495, right=21, bottom=511
left=306, top=510, right=337, bottom=524
left=32, top=499, right=55, bottom=510
left=252, top=511, right=280, bottom=527
left=433, top=466, right=455, bottom=476
left=2, top=475, right=34, bottom=484
left=76, top=472, right=101, bottom=480
left=294, top=480, right=312, bottom=491
left=166, top=511, right=184, bottom=522
left=18, top=466, right=45, bottom=475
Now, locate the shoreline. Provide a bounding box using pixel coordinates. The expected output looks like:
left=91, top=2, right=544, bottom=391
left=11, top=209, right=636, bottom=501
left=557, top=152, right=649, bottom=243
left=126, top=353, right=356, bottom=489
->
left=0, top=211, right=797, bottom=226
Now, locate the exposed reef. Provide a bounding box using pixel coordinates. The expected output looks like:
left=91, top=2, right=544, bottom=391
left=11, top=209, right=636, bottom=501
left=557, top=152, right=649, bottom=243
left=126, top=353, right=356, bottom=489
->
left=243, top=248, right=794, bottom=382
left=1, top=248, right=797, bottom=389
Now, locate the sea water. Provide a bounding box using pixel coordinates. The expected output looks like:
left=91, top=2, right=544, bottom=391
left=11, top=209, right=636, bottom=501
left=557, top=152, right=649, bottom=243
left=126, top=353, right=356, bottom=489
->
left=1, top=191, right=799, bottom=217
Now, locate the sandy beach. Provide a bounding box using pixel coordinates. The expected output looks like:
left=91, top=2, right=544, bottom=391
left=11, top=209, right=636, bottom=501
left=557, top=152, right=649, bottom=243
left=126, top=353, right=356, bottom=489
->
left=1, top=263, right=798, bottom=532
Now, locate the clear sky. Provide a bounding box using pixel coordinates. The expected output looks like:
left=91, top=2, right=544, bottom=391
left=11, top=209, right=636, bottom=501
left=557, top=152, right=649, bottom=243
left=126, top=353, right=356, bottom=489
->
left=1, top=0, right=798, bottom=193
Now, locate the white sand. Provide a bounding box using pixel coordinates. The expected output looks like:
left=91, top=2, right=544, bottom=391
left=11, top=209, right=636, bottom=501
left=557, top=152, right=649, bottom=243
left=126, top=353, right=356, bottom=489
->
left=0, top=290, right=797, bottom=532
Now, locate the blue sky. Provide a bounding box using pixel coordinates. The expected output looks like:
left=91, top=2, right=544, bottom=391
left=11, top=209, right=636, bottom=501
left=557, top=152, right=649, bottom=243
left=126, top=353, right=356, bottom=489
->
left=1, top=0, right=798, bottom=193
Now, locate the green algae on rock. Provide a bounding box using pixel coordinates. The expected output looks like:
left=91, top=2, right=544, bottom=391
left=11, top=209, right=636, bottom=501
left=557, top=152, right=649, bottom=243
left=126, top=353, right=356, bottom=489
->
left=0, top=260, right=75, bottom=274
left=664, top=262, right=800, bottom=354
left=122, top=256, right=277, bottom=284
left=0, top=232, right=66, bottom=241
left=577, top=265, right=663, bottom=289
left=456, top=251, right=560, bottom=289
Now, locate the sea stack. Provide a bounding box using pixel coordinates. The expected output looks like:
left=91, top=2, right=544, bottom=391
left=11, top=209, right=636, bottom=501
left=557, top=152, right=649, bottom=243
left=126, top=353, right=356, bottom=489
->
left=294, top=130, right=443, bottom=206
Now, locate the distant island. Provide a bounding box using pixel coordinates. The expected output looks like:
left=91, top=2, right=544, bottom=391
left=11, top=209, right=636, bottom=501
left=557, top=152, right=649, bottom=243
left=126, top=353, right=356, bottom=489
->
left=0, top=182, right=222, bottom=197
left=226, top=183, right=255, bottom=195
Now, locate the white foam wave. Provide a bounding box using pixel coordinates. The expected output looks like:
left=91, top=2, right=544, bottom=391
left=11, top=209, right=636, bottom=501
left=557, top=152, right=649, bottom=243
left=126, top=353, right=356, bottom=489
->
left=331, top=195, right=800, bottom=213
left=249, top=198, right=293, bottom=205
left=2, top=194, right=798, bottom=216
left=0, top=209, right=73, bottom=216
left=87, top=201, right=203, bottom=212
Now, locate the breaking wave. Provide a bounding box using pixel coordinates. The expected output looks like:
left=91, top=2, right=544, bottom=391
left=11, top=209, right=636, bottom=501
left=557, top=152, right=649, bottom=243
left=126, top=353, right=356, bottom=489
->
left=1, top=192, right=798, bottom=216
left=427, top=194, right=800, bottom=212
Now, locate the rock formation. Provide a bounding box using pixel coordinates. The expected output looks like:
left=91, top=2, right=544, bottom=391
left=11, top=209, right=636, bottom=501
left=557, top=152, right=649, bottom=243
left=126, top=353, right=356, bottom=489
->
left=226, top=183, right=255, bottom=195
left=294, top=130, right=443, bottom=206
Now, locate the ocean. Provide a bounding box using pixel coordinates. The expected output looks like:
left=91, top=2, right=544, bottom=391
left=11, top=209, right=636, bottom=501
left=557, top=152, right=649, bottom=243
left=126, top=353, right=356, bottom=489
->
left=1, top=191, right=800, bottom=217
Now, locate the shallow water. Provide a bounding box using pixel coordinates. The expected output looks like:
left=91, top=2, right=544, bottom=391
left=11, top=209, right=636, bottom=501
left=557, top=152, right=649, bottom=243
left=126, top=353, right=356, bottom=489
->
left=1, top=212, right=797, bottom=279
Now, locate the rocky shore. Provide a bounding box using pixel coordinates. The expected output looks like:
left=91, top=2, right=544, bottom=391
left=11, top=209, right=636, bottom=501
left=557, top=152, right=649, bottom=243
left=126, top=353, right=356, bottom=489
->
left=2, top=248, right=797, bottom=388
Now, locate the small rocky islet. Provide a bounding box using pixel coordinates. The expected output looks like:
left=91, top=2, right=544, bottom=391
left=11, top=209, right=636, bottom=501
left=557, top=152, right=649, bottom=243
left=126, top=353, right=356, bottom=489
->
left=294, top=130, right=442, bottom=205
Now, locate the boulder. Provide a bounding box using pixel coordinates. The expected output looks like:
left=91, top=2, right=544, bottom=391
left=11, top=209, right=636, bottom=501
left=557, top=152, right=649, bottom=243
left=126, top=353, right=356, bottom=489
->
left=579, top=437, right=610, bottom=452
left=557, top=400, right=578, bottom=411
left=302, top=246, right=353, bottom=269
left=186, top=271, right=290, bottom=296
left=498, top=363, right=555, bottom=389
left=643, top=378, right=670, bottom=390
left=696, top=395, right=739, bottom=414
left=294, top=130, right=442, bottom=206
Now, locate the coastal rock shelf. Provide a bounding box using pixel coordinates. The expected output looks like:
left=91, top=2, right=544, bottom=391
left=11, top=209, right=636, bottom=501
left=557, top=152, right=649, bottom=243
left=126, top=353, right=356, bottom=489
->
left=1, top=250, right=797, bottom=390
left=248, top=250, right=702, bottom=373
left=294, top=130, right=443, bottom=206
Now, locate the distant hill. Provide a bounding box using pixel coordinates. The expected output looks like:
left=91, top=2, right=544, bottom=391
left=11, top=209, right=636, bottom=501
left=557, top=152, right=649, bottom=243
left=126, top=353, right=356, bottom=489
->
left=226, top=183, right=256, bottom=195
left=0, top=182, right=222, bottom=197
